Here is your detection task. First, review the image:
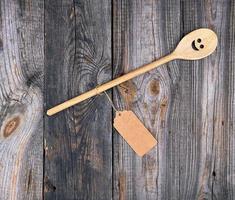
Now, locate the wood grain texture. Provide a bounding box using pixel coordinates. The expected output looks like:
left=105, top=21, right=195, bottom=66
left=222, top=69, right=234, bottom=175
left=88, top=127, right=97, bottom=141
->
left=112, top=0, right=235, bottom=200
left=0, top=0, right=235, bottom=199
left=44, top=0, right=112, bottom=199
left=0, top=0, right=44, bottom=199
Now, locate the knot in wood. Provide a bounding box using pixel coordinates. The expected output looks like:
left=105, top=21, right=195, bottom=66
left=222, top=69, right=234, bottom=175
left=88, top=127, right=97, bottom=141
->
left=3, top=116, right=20, bottom=138
left=149, top=79, right=160, bottom=96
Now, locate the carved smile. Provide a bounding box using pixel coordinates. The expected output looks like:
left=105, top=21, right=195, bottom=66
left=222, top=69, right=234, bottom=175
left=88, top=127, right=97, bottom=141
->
left=191, top=40, right=199, bottom=51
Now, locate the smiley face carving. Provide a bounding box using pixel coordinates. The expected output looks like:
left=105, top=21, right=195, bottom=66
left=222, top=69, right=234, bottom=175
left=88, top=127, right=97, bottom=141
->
left=174, top=28, right=218, bottom=60
left=191, top=38, right=205, bottom=51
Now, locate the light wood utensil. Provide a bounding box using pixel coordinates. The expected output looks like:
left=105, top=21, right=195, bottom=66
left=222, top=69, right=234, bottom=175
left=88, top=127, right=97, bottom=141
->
left=47, top=28, right=218, bottom=116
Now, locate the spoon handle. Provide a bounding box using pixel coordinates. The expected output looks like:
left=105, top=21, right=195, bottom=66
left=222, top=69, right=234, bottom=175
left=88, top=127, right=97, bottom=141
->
left=47, top=53, right=175, bottom=116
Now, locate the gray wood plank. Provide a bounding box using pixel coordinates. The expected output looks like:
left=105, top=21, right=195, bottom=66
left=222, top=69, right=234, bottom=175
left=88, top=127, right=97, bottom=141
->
left=193, top=1, right=235, bottom=199
left=44, top=0, right=112, bottom=199
left=112, top=0, right=235, bottom=200
left=0, top=0, right=44, bottom=199
left=112, top=0, right=180, bottom=199
left=177, top=1, right=235, bottom=199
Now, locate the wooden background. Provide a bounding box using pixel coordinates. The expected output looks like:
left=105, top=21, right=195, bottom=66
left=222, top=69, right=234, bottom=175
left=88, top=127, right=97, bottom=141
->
left=0, top=0, right=234, bottom=199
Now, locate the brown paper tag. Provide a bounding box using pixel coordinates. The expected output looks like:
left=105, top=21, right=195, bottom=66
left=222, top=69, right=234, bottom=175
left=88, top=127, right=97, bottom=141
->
left=114, top=110, right=157, bottom=156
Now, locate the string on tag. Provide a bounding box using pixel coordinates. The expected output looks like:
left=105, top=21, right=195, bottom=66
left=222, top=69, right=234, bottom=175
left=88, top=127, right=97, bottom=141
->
left=103, top=91, right=118, bottom=112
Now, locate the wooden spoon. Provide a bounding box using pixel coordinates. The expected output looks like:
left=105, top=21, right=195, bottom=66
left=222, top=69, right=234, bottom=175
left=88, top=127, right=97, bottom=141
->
left=47, top=28, right=218, bottom=116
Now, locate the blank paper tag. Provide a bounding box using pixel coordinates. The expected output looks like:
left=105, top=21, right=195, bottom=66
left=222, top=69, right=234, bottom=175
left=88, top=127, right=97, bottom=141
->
left=114, top=110, right=157, bottom=156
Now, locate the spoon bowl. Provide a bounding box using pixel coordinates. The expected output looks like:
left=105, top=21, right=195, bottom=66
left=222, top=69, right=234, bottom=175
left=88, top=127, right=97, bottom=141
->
left=173, top=28, right=218, bottom=60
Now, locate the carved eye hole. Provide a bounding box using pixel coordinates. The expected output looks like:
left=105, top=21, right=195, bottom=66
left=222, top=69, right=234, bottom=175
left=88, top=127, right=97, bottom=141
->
left=197, top=38, right=204, bottom=48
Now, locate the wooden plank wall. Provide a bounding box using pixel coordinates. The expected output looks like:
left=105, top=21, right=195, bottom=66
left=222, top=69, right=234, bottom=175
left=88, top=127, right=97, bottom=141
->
left=0, top=0, right=234, bottom=200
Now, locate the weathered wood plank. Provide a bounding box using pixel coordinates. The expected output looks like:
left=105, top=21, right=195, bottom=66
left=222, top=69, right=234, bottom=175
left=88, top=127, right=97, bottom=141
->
left=224, top=2, right=235, bottom=199
left=112, top=0, right=180, bottom=199
left=175, top=1, right=235, bottom=199
left=44, top=0, right=112, bottom=199
left=113, top=0, right=235, bottom=199
left=0, top=0, right=44, bottom=199
left=195, top=1, right=235, bottom=199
